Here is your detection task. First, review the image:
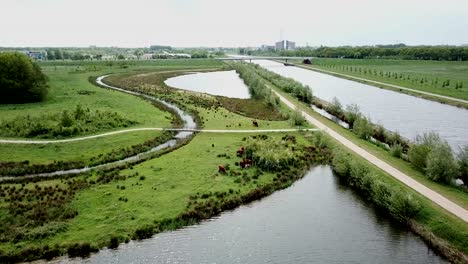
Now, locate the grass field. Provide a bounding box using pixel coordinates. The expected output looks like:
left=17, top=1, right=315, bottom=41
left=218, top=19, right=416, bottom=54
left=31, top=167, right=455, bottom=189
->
left=0, top=60, right=223, bottom=167
left=1, top=59, right=466, bottom=262
left=0, top=130, right=163, bottom=164
left=0, top=60, right=317, bottom=261
left=302, top=58, right=468, bottom=101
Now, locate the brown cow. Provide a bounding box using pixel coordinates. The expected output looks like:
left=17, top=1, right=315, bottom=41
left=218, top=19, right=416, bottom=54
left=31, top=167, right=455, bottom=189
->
left=239, top=159, right=253, bottom=169
left=236, top=147, right=245, bottom=157
left=252, top=120, right=258, bottom=127
left=218, top=165, right=226, bottom=174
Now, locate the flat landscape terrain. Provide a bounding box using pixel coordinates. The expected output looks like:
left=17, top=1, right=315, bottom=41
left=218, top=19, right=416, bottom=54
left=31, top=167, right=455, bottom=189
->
left=302, top=58, right=468, bottom=101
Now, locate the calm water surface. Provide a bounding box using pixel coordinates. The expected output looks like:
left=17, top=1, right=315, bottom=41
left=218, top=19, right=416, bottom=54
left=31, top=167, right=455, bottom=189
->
left=254, top=60, right=468, bottom=150
left=49, top=167, right=444, bottom=264
left=165, top=70, right=250, bottom=99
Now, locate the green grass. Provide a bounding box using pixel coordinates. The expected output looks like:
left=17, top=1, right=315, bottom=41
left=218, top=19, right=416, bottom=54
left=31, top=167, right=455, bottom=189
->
left=0, top=130, right=162, bottom=164
left=0, top=67, right=171, bottom=131
left=0, top=130, right=315, bottom=256
left=0, top=60, right=224, bottom=166
left=300, top=58, right=468, bottom=101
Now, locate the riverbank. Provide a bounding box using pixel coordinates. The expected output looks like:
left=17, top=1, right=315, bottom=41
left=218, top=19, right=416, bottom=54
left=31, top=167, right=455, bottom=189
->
left=255, top=74, right=468, bottom=262
left=291, top=61, right=468, bottom=109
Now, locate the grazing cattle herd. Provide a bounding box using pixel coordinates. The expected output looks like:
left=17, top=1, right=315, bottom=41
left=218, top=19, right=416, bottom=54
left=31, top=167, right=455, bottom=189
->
left=218, top=145, right=254, bottom=173
left=218, top=121, right=261, bottom=173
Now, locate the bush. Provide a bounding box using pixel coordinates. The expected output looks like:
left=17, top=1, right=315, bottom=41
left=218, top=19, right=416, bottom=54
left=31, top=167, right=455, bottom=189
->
left=329, top=97, right=343, bottom=116
left=67, top=242, right=92, bottom=258
left=352, top=115, right=373, bottom=140
left=390, top=144, right=403, bottom=158
left=425, top=141, right=458, bottom=183
left=458, top=146, right=468, bottom=186
left=0, top=52, right=48, bottom=103
left=109, top=236, right=119, bottom=249
left=408, top=132, right=442, bottom=171
left=345, top=104, right=361, bottom=128
left=289, top=108, right=306, bottom=126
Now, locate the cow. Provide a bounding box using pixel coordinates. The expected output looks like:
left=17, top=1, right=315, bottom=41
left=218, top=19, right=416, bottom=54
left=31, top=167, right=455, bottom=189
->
left=218, top=165, right=226, bottom=174
left=236, top=147, right=245, bottom=157
left=252, top=120, right=259, bottom=127
left=239, top=159, right=253, bottom=169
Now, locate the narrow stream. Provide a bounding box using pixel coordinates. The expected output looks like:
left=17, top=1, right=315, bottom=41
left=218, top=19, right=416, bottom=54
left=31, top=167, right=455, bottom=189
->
left=0, top=75, right=196, bottom=181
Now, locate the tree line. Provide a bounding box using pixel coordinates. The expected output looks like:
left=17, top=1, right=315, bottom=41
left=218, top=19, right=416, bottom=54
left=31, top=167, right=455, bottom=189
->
left=250, top=45, right=468, bottom=61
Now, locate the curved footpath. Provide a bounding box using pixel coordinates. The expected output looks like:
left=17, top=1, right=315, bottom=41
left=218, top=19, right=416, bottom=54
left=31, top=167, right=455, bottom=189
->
left=0, top=128, right=318, bottom=144
left=295, top=64, right=468, bottom=105
left=271, top=88, right=468, bottom=223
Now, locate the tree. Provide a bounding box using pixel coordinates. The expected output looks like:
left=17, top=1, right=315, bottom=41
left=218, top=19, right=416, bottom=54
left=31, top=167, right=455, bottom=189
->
left=329, top=97, right=343, bottom=116
left=345, top=104, right=361, bottom=128
left=353, top=115, right=373, bottom=139
left=457, top=146, right=468, bottom=186
left=54, top=49, right=63, bottom=60
left=134, top=49, right=144, bottom=59
left=0, top=52, right=48, bottom=103
left=425, top=141, right=458, bottom=183
left=46, top=49, right=55, bottom=60
left=408, top=132, right=441, bottom=171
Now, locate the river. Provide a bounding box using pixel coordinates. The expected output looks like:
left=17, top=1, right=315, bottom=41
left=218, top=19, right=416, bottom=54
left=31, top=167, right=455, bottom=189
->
left=48, top=166, right=444, bottom=264
left=254, top=60, right=468, bottom=151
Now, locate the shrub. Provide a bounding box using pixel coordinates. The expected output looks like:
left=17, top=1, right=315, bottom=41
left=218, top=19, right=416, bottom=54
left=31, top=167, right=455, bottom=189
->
left=345, top=104, right=361, bottom=128
left=67, top=242, right=92, bottom=258
left=109, top=236, right=119, bottom=249
left=425, top=141, right=458, bottom=183
left=352, top=115, right=373, bottom=140
left=329, top=97, right=343, bottom=116
left=457, top=146, right=468, bottom=186
left=390, top=144, right=403, bottom=158
left=289, top=108, right=306, bottom=126
left=408, top=132, right=442, bottom=171
left=0, top=52, right=48, bottom=103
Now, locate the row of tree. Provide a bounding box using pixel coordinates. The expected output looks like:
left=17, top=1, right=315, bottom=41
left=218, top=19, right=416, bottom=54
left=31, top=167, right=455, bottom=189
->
left=250, top=45, right=468, bottom=61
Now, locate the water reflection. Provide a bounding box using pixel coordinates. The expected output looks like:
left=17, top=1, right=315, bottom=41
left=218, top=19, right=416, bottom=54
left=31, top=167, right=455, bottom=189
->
left=165, top=70, right=251, bottom=99
left=48, top=166, right=444, bottom=264
left=254, top=60, right=468, bottom=151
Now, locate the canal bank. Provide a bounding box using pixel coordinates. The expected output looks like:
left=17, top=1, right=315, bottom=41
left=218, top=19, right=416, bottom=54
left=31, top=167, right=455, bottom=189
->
left=40, top=167, right=446, bottom=264
left=290, top=62, right=468, bottom=109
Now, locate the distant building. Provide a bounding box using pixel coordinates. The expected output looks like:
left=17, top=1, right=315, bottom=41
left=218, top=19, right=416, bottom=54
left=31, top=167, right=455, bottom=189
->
left=260, top=45, right=275, bottom=51
left=142, top=53, right=154, bottom=60
left=275, top=40, right=296, bottom=51
left=21, top=51, right=46, bottom=60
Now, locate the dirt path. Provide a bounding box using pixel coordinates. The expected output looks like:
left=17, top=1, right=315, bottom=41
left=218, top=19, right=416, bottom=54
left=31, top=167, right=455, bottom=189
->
left=0, top=128, right=319, bottom=144
left=296, top=64, right=468, bottom=105
left=272, top=89, right=468, bottom=223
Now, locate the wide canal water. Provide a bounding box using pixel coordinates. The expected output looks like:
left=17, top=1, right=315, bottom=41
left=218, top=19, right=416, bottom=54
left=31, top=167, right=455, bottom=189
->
left=254, top=60, right=468, bottom=151
left=50, top=167, right=444, bottom=264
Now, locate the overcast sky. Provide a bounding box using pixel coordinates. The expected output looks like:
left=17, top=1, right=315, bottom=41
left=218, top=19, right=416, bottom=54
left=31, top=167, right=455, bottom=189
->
left=2, top=0, right=468, bottom=47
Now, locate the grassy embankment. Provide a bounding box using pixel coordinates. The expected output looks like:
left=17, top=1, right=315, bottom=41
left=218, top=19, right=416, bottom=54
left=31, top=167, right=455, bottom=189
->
left=0, top=61, right=318, bottom=262
left=294, top=58, right=468, bottom=108
left=264, top=78, right=468, bottom=261
left=0, top=60, right=222, bottom=168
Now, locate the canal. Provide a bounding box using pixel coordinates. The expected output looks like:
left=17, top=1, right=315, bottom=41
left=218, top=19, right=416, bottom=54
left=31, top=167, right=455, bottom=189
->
left=47, top=167, right=444, bottom=263
left=254, top=60, right=468, bottom=151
